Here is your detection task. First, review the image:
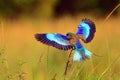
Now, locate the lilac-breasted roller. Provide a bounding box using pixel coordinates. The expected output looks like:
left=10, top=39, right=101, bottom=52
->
left=35, top=18, right=96, bottom=62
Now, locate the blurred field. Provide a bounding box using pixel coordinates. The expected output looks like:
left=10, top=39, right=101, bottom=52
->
left=0, top=16, right=120, bottom=80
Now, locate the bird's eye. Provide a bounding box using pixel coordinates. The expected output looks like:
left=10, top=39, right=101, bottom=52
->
left=66, top=33, right=69, bottom=36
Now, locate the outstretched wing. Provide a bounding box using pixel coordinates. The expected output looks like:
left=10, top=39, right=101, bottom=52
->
left=35, top=33, right=73, bottom=50
left=76, top=18, right=96, bottom=43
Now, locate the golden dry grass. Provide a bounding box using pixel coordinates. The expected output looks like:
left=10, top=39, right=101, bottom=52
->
left=0, top=16, right=120, bottom=80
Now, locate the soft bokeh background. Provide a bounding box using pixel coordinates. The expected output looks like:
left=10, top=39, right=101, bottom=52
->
left=0, top=0, right=120, bottom=80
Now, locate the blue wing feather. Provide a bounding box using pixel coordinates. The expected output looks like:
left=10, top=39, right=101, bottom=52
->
left=77, top=18, right=96, bottom=43
left=46, top=33, right=69, bottom=46
left=73, top=40, right=92, bottom=62
left=35, top=33, right=73, bottom=50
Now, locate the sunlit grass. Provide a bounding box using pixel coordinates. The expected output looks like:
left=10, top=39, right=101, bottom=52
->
left=0, top=16, right=120, bottom=80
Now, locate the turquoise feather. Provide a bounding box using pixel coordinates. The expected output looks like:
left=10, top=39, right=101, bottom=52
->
left=73, top=40, right=92, bottom=62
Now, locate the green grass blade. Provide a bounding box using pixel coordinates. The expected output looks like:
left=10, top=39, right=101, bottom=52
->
left=98, top=54, right=120, bottom=80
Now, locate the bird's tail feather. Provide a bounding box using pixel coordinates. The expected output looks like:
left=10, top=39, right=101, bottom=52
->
left=73, top=47, right=92, bottom=62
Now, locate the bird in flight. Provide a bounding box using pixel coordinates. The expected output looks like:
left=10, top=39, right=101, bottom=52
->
left=35, top=18, right=96, bottom=62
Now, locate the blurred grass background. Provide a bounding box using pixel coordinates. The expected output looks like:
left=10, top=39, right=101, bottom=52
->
left=0, top=0, right=120, bottom=80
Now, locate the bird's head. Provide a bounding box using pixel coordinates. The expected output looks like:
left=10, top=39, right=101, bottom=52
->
left=66, top=32, right=73, bottom=37
left=66, top=32, right=76, bottom=45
